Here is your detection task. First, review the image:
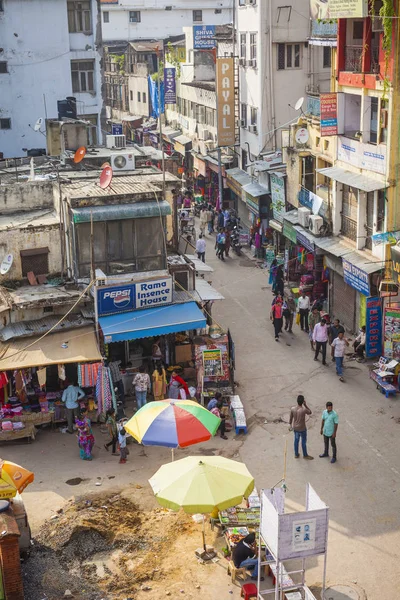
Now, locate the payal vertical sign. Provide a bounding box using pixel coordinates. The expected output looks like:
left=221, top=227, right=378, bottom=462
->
left=216, top=57, right=235, bottom=147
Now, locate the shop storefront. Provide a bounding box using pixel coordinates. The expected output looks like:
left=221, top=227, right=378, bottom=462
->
left=226, top=168, right=252, bottom=224
left=0, top=326, right=103, bottom=441
left=174, top=135, right=192, bottom=170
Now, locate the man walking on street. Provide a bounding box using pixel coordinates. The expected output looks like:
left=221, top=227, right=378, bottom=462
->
left=331, top=331, right=349, bottom=381
left=289, top=395, right=313, bottom=460
left=62, top=381, right=85, bottom=434
left=308, top=308, right=320, bottom=351
left=329, top=318, right=345, bottom=361
left=298, top=292, right=310, bottom=332
left=196, top=233, right=206, bottom=262
left=216, top=230, right=226, bottom=261
left=313, top=317, right=328, bottom=365
left=320, top=401, right=338, bottom=463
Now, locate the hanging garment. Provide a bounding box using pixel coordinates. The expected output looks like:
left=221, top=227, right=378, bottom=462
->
left=0, top=373, right=8, bottom=389
left=58, top=364, right=66, bottom=381
left=78, top=363, right=101, bottom=388
left=37, top=368, right=47, bottom=388
left=95, top=365, right=117, bottom=415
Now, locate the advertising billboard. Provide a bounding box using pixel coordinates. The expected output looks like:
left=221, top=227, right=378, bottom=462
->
left=216, top=57, right=235, bottom=147
left=193, top=25, right=216, bottom=49
left=164, top=68, right=176, bottom=105
left=310, top=0, right=368, bottom=19
left=97, top=277, right=173, bottom=316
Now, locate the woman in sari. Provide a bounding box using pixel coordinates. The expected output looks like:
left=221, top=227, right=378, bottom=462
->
left=152, top=362, right=167, bottom=401
left=168, top=371, right=190, bottom=400
left=76, top=409, right=95, bottom=461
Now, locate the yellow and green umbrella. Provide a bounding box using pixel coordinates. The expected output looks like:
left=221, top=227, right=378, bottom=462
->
left=149, top=455, right=254, bottom=513
left=0, top=460, right=34, bottom=499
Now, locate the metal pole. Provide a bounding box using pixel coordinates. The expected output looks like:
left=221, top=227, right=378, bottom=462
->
left=217, top=146, right=223, bottom=211
left=157, top=50, right=167, bottom=202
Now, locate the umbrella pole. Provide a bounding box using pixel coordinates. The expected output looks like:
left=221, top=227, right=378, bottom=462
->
left=202, top=514, right=207, bottom=552
left=171, top=448, right=174, bottom=462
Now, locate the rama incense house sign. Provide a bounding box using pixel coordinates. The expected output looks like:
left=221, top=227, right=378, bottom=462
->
left=97, top=277, right=173, bottom=316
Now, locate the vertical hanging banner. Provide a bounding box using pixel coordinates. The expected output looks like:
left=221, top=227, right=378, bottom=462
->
left=216, top=57, right=235, bottom=147
left=365, top=297, right=382, bottom=358
left=320, top=93, right=338, bottom=136
left=164, top=67, right=176, bottom=105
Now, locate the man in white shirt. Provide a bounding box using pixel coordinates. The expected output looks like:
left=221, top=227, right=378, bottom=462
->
left=331, top=331, right=349, bottom=381
left=353, top=325, right=366, bottom=359
left=298, top=292, right=310, bottom=332
left=196, top=234, right=206, bottom=263
left=313, top=318, right=329, bottom=365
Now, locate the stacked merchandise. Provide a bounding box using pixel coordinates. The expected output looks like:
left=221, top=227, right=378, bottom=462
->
left=313, top=254, right=325, bottom=299
left=299, top=274, right=314, bottom=297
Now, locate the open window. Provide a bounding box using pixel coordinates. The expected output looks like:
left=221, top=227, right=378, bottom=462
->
left=343, top=93, right=361, bottom=140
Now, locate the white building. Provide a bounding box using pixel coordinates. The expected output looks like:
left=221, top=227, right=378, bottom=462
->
left=0, top=0, right=104, bottom=158
left=100, top=0, right=232, bottom=41
left=237, top=0, right=330, bottom=165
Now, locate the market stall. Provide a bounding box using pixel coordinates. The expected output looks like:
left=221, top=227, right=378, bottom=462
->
left=193, top=331, right=235, bottom=404
left=0, top=326, right=102, bottom=441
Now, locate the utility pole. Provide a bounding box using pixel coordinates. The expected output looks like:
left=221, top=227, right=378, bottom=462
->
left=217, top=147, right=223, bottom=211
left=157, top=47, right=167, bottom=202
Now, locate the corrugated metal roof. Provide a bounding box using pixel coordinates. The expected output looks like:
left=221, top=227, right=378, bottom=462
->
left=226, top=168, right=252, bottom=188
left=72, top=200, right=171, bottom=223
left=174, top=135, right=192, bottom=146
left=173, top=290, right=201, bottom=304
left=318, top=167, right=387, bottom=192
left=0, top=315, right=94, bottom=342
left=283, top=210, right=299, bottom=225
left=195, top=279, right=224, bottom=301
left=242, top=182, right=269, bottom=198
left=341, top=250, right=384, bottom=274
left=65, top=180, right=161, bottom=199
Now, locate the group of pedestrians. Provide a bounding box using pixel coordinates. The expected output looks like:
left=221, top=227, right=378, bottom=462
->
left=289, top=395, right=339, bottom=464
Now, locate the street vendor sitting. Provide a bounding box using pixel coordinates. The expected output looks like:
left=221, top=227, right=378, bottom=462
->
left=207, top=392, right=222, bottom=411
left=232, top=532, right=264, bottom=581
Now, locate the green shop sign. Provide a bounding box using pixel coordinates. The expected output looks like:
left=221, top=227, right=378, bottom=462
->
left=283, top=221, right=297, bottom=243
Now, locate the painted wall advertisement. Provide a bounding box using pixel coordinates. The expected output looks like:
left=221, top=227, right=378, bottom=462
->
left=337, top=136, right=387, bottom=175
left=270, top=172, right=286, bottom=223
left=202, top=349, right=223, bottom=377
left=366, top=297, right=382, bottom=358
left=310, top=0, right=368, bottom=20
left=164, top=68, right=176, bottom=104
left=342, top=259, right=370, bottom=296
left=320, top=93, right=338, bottom=136
left=216, top=57, right=235, bottom=147
left=391, top=245, right=400, bottom=286
left=193, top=25, right=216, bottom=49
left=97, top=277, right=173, bottom=316
left=383, top=307, right=400, bottom=360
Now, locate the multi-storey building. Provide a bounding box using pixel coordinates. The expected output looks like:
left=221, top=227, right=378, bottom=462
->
left=0, top=0, right=105, bottom=158
left=100, top=0, right=232, bottom=42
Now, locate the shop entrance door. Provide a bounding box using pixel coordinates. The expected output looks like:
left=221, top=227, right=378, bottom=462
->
left=332, top=271, right=356, bottom=332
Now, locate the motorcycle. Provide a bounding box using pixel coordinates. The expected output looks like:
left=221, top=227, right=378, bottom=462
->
left=230, top=226, right=242, bottom=256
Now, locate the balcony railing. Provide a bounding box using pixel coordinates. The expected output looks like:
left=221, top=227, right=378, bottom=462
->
left=341, top=216, right=357, bottom=241
left=344, top=45, right=363, bottom=73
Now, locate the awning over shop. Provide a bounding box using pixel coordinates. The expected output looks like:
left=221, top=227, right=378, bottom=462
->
left=99, top=302, right=206, bottom=343
left=72, top=201, right=171, bottom=224
left=242, top=182, right=269, bottom=198
left=318, top=167, right=387, bottom=193
left=0, top=326, right=101, bottom=371
left=162, top=127, right=181, bottom=143
left=195, top=279, right=225, bottom=301
left=226, top=168, right=252, bottom=198
left=269, top=219, right=283, bottom=233
left=174, top=135, right=192, bottom=156
left=192, top=153, right=207, bottom=177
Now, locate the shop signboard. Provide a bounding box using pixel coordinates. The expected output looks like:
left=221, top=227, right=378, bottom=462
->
left=193, top=156, right=207, bottom=177
left=246, top=195, right=259, bottom=216
left=202, top=349, right=223, bottom=377
left=296, top=231, right=315, bottom=252
left=383, top=306, right=400, bottom=360
left=310, top=0, right=368, bottom=19
left=283, top=221, right=297, bottom=244
left=320, top=93, right=338, bottom=136
left=373, top=230, right=400, bottom=247
left=97, top=277, right=173, bottom=316
left=111, top=123, right=123, bottom=135
left=149, top=132, right=159, bottom=145
left=337, top=136, right=386, bottom=175
left=164, top=68, right=176, bottom=104
left=366, top=297, right=382, bottom=358
left=270, top=172, right=286, bottom=223
left=391, top=245, right=400, bottom=285
left=342, top=259, right=370, bottom=296
left=216, top=57, right=235, bottom=147
left=193, top=25, right=216, bottom=49
left=265, top=248, right=275, bottom=268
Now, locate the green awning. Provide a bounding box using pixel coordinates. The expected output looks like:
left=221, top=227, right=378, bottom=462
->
left=72, top=201, right=171, bottom=224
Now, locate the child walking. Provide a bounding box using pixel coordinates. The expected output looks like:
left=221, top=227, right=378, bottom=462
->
left=119, top=426, right=128, bottom=464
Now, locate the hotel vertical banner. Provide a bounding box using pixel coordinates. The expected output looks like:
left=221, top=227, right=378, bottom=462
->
left=216, top=57, right=235, bottom=147
left=164, top=68, right=176, bottom=105
left=320, top=93, right=338, bottom=136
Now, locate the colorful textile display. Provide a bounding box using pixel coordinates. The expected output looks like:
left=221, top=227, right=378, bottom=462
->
left=78, top=363, right=101, bottom=388
left=0, top=373, right=8, bottom=389
left=95, top=365, right=117, bottom=415
left=37, top=368, right=47, bottom=388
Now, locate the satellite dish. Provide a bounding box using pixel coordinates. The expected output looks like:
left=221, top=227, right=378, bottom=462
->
left=294, top=97, right=304, bottom=112
left=0, top=253, right=13, bottom=275
left=295, top=127, right=309, bottom=145
left=73, top=146, right=87, bottom=164
left=99, top=166, right=113, bottom=189
left=34, top=118, right=44, bottom=132
left=101, top=161, right=111, bottom=169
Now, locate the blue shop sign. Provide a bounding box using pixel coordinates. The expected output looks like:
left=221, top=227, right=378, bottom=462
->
left=296, top=231, right=315, bottom=252
left=193, top=25, right=216, bottom=49
left=97, top=277, right=173, bottom=316
left=342, top=259, right=370, bottom=296
left=112, top=123, right=123, bottom=135
left=366, top=297, right=382, bottom=358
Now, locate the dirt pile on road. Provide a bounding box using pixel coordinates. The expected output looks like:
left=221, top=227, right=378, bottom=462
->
left=23, top=491, right=195, bottom=600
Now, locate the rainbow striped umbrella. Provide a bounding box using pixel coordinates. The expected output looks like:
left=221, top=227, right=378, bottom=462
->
left=124, top=399, right=221, bottom=449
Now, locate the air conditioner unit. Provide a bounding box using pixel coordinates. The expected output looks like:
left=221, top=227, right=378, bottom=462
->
left=205, top=140, right=216, bottom=151
left=308, top=214, right=323, bottom=236
left=239, top=58, right=246, bottom=66
left=106, top=134, right=126, bottom=149
left=249, top=59, right=257, bottom=68
left=247, top=0, right=256, bottom=5
left=111, top=152, right=136, bottom=171
left=249, top=125, right=257, bottom=133
left=200, top=129, right=210, bottom=141
left=239, top=119, right=246, bottom=128
left=298, top=207, right=311, bottom=228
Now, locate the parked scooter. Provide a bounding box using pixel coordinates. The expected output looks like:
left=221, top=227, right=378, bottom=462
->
left=230, top=226, right=242, bottom=256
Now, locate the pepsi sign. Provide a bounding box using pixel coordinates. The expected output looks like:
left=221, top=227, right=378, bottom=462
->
left=97, top=277, right=173, bottom=316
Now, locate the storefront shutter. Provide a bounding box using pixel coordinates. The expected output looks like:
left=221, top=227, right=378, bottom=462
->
left=331, top=271, right=356, bottom=332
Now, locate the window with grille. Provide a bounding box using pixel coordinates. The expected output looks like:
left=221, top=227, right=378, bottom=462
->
left=0, top=1, right=3, bottom=11
left=143, top=92, right=146, bottom=103
left=323, top=46, right=331, bottom=69
left=241, top=103, right=247, bottom=128
left=250, top=107, right=257, bottom=126
left=341, top=185, right=358, bottom=241
left=278, top=43, right=301, bottom=69
left=193, top=10, right=202, bottom=22
left=0, top=62, right=7, bottom=74
left=250, top=33, right=257, bottom=60
left=67, top=1, right=91, bottom=34
left=137, top=91, right=141, bottom=102
left=20, top=248, right=49, bottom=277
left=71, top=60, right=95, bottom=93
left=377, top=190, right=385, bottom=232
left=240, top=33, right=246, bottom=59
left=0, top=118, right=11, bottom=130
left=103, top=11, right=109, bottom=23
left=129, top=11, right=141, bottom=23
